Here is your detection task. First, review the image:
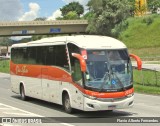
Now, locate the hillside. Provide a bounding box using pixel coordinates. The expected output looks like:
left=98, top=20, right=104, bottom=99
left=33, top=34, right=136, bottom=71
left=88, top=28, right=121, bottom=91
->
left=119, top=15, right=160, bottom=60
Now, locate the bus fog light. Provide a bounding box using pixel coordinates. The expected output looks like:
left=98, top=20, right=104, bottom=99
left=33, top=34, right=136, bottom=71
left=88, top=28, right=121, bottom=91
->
left=129, top=101, right=133, bottom=106
left=87, top=103, right=94, bottom=108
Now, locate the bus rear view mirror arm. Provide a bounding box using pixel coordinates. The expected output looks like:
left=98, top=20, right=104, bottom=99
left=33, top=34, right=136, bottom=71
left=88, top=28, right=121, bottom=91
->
left=129, top=54, right=142, bottom=70
left=72, top=53, right=87, bottom=72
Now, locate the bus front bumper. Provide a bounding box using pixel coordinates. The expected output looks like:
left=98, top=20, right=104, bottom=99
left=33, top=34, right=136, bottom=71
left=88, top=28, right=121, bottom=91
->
left=83, top=95, right=134, bottom=111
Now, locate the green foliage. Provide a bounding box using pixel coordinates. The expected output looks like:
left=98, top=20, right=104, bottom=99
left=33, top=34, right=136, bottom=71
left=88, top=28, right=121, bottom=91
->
left=134, top=84, right=160, bottom=95
left=133, top=69, right=160, bottom=87
left=0, top=60, right=10, bottom=73
left=111, top=21, right=129, bottom=38
left=148, top=0, right=160, bottom=13
left=0, top=37, right=13, bottom=46
left=119, top=15, right=160, bottom=49
left=82, top=12, right=95, bottom=20
left=63, top=11, right=79, bottom=20
left=60, top=2, right=84, bottom=17
left=86, top=0, right=131, bottom=37
left=142, top=16, right=153, bottom=25
left=31, top=35, right=47, bottom=41
left=128, top=0, right=137, bottom=16
left=34, top=17, right=46, bottom=21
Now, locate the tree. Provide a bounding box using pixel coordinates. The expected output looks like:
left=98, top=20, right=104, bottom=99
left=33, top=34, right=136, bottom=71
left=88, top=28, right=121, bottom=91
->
left=0, top=37, right=13, bottom=54
left=64, top=11, right=79, bottom=20
left=86, top=0, right=131, bottom=37
left=128, top=0, right=136, bottom=16
left=60, top=2, right=84, bottom=17
left=148, top=0, right=160, bottom=13
left=34, top=17, right=46, bottom=21
left=82, top=12, right=95, bottom=20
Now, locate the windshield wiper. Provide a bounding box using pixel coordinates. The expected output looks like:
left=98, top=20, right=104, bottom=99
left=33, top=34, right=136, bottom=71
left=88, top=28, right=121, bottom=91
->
left=111, top=69, right=126, bottom=91
left=99, top=72, right=110, bottom=92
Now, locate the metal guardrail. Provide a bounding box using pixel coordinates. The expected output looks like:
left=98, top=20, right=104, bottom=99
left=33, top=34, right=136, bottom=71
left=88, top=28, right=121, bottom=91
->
left=133, top=66, right=160, bottom=87
left=0, top=57, right=10, bottom=61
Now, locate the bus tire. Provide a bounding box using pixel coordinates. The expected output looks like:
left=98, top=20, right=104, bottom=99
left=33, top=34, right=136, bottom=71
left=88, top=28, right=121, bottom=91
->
left=63, top=93, right=73, bottom=114
left=20, top=84, right=27, bottom=101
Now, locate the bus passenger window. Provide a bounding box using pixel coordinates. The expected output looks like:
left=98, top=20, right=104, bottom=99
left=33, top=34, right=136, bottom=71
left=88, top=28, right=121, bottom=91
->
left=55, top=45, right=69, bottom=70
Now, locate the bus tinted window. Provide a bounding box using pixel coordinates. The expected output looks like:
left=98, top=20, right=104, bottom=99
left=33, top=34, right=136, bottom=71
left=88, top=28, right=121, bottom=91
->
left=27, top=47, right=37, bottom=64
left=55, top=45, right=68, bottom=70
left=36, top=46, right=46, bottom=65
left=46, top=46, right=55, bottom=65
left=11, top=45, right=69, bottom=70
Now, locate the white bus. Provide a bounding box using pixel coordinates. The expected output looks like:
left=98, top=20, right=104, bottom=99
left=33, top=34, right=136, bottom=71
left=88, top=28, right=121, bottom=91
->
left=10, top=35, right=142, bottom=113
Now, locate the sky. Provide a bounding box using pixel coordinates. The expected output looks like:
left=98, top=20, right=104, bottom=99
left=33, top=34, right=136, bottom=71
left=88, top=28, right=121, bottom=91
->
left=0, top=0, right=89, bottom=21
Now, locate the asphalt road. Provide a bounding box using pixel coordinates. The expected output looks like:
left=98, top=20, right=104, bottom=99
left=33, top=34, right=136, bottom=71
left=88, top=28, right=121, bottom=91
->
left=0, top=73, right=160, bottom=126
left=132, top=63, right=160, bottom=71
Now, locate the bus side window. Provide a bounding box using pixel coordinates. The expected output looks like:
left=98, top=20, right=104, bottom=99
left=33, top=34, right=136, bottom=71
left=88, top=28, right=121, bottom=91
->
left=46, top=46, right=55, bottom=65
left=36, top=46, right=46, bottom=65
left=72, top=59, right=83, bottom=86
left=55, top=45, right=69, bottom=70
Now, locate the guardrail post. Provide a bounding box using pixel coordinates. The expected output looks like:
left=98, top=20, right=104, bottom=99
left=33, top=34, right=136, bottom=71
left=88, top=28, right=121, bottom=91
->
left=141, top=69, right=144, bottom=86
left=155, top=69, right=158, bottom=86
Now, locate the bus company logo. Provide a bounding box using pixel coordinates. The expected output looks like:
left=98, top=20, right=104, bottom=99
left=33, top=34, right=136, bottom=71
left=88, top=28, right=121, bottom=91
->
left=16, top=65, right=29, bottom=75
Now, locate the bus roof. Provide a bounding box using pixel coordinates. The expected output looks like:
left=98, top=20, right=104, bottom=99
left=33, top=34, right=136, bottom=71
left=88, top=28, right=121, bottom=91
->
left=12, top=35, right=127, bottom=49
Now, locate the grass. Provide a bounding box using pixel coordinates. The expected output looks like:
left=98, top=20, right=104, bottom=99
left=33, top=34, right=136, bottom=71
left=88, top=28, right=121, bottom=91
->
left=133, top=69, right=160, bottom=87
left=133, top=69, right=160, bottom=95
left=119, top=14, right=160, bottom=60
left=0, top=60, right=10, bottom=73
left=120, top=15, right=160, bottom=49
left=134, top=83, right=160, bottom=95
left=129, top=47, right=160, bottom=60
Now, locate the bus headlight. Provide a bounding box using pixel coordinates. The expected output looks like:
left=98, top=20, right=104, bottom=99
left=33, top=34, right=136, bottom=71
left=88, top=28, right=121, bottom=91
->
left=84, top=94, right=97, bottom=100
left=127, top=93, right=134, bottom=98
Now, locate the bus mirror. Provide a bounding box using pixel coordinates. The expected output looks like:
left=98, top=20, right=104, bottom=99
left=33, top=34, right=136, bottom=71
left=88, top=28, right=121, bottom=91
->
left=72, top=53, right=87, bottom=72
left=130, top=54, right=142, bottom=70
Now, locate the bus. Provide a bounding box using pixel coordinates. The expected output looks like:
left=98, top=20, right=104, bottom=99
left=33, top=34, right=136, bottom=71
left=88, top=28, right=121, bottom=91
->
left=10, top=35, right=142, bottom=113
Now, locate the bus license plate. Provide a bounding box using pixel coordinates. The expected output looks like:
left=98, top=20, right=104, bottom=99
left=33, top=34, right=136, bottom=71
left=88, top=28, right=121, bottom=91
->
left=108, top=105, right=116, bottom=110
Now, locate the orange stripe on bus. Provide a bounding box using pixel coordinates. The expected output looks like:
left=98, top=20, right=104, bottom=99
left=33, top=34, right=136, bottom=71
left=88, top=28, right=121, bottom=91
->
left=72, top=82, right=134, bottom=98
left=10, top=61, right=134, bottom=99
left=10, top=61, right=72, bottom=82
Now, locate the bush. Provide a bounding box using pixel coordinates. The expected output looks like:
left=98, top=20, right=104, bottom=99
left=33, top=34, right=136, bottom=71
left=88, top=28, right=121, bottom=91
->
left=142, top=16, right=154, bottom=25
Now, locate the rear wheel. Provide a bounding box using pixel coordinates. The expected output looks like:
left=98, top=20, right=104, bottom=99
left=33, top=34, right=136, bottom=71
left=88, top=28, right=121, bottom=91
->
left=63, top=94, right=73, bottom=114
left=20, top=85, right=27, bottom=101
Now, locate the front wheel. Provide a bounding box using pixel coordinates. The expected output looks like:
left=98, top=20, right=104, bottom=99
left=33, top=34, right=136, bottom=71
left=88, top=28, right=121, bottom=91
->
left=63, top=94, right=73, bottom=114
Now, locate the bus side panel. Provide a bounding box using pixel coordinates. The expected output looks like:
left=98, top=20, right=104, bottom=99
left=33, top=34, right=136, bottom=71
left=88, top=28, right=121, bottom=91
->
left=11, top=75, right=22, bottom=94
left=59, top=82, right=84, bottom=111
left=10, top=61, right=42, bottom=99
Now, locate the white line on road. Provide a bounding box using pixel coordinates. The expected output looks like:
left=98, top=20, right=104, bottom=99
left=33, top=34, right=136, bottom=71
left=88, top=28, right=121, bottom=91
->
left=0, top=103, right=42, bottom=117
left=61, top=123, right=75, bottom=126
left=0, top=103, right=75, bottom=126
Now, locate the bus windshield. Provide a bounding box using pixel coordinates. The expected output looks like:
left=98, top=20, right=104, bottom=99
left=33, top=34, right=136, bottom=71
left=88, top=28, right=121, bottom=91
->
left=84, top=49, right=133, bottom=92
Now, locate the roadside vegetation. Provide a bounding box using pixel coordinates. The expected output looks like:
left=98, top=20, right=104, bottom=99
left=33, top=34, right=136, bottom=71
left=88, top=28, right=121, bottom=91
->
left=133, top=69, right=160, bottom=95
left=134, top=84, right=160, bottom=95
left=119, top=14, right=160, bottom=60
left=0, top=60, right=10, bottom=73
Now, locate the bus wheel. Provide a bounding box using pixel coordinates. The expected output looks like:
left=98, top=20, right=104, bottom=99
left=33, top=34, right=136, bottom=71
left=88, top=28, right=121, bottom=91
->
left=63, top=94, right=73, bottom=114
left=20, top=85, right=27, bottom=101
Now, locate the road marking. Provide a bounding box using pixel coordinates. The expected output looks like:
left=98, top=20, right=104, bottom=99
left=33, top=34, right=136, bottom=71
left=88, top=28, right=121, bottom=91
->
left=0, top=103, right=42, bottom=117
left=0, top=103, right=75, bottom=126
left=61, top=123, right=75, bottom=126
